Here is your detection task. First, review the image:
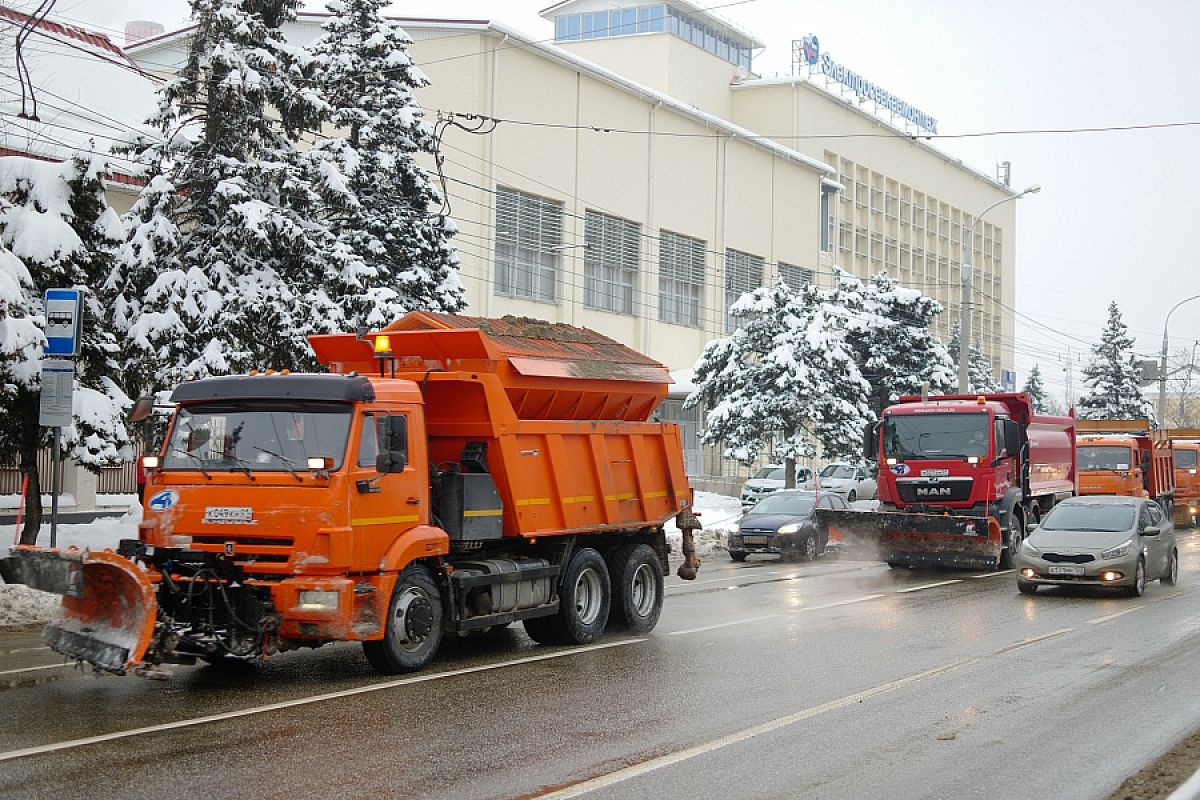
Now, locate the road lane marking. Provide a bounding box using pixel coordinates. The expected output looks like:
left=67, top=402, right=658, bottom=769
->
left=0, top=638, right=645, bottom=764
left=795, top=594, right=885, bottom=612
left=3, top=647, right=49, bottom=655
left=0, top=663, right=67, bottom=677
left=533, top=657, right=980, bottom=799
left=1087, top=606, right=1145, bottom=625
left=969, top=570, right=1015, bottom=579
left=667, top=614, right=779, bottom=636
left=895, top=580, right=962, bottom=593
left=995, top=627, right=1074, bottom=654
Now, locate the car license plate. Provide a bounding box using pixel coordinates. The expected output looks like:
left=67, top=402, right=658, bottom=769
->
left=742, top=535, right=771, bottom=545
left=1048, top=564, right=1085, bottom=576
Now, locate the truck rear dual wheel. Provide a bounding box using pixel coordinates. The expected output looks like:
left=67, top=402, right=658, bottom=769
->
left=524, top=548, right=611, bottom=645
left=363, top=563, right=443, bottom=674
left=607, top=544, right=664, bottom=634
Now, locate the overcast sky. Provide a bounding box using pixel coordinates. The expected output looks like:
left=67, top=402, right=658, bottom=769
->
left=60, top=0, right=1200, bottom=404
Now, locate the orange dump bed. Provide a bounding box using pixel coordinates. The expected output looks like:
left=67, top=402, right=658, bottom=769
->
left=311, top=313, right=690, bottom=538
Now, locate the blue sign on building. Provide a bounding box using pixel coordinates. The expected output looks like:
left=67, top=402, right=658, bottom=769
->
left=1001, top=368, right=1017, bottom=392
left=44, top=288, right=82, bottom=357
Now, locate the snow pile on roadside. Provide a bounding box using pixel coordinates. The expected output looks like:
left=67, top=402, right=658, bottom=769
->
left=665, top=490, right=742, bottom=559
left=0, top=506, right=140, bottom=630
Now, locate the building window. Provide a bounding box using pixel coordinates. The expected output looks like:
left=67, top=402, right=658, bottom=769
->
left=778, top=262, right=813, bottom=290
left=658, top=230, right=705, bottom=327
left=724, top=249, right=763, bottom=332
left=495, top=187, right=561, bottom=303
left=584, top=210, right=640, bottom=314
left=820, top=189, right=833, bottom=252
left=638, top=5, right=665, bottom=33
left=555, top=15, right=581, bottom=41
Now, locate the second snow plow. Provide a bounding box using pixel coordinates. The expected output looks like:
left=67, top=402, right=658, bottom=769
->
left=816, top=393, right=1076, bottom=570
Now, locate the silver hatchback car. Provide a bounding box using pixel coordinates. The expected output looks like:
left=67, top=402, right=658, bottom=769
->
left=1016, top=496, right=1179, bottom=597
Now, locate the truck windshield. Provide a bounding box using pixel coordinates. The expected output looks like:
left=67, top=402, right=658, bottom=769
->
left=883, top=413, right=988, bottom=460
left=1176, top=449, right=1198, bottom=469
left=162, top=401, right=353, bottom=473
left=1077, top=446, right=1133, bottom=472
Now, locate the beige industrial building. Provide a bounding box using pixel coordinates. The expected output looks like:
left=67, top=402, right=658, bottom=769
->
left=126, top=2, right=1020, bottom=481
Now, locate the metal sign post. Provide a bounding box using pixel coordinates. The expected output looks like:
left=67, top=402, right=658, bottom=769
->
left=40, top=288, right=82, bottom=548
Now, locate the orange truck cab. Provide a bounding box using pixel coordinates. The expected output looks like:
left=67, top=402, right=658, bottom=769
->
left=1, top=313, right=700, bottom=677
left=1167, top=433, right=1200, bottom=527
left=1076, top=421, right=1175, bottom=513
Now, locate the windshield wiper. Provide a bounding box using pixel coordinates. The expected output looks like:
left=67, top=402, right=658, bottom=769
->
left=170, top=447, right=212, bottom=479
left=224, top=454, right=257, bottom=481
left=252, top=445, right=303, bottom=482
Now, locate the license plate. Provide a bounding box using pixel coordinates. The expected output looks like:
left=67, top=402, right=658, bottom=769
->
left=1048, top=564, right=1085, bottom=576
left=743, top=535, right=771, bottom=545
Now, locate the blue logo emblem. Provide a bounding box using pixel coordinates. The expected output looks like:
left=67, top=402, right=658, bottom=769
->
left=891, top=463, right=910, bottom=476
left=148, top=490, right=179, bottom=512
left=801, top=35, right=819, bottom=66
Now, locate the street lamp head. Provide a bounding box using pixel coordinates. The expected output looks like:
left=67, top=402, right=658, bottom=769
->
left=1020, top=184, right=1041, bottom=197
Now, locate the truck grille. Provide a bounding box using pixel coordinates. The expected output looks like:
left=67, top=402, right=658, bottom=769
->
left=189, top=534, right=294, bottom=576
left=896, top=478, right=973, bottom=503
left=1042, top=552, right=1095, bottom=564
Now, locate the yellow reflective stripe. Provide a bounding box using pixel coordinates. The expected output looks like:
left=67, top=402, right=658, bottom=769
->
left=463, top=509, right=503, bottom=517
left=604, top=493, right=635, bottom=501
left=515, top=498, right=552, bottom=507
left=643, top=491, right=667, bottom=499
left=351, top=514, right=419, bottom=526
left=561, top=496, right=595, bottom=504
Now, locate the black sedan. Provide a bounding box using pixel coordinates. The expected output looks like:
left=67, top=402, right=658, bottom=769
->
left=727, top=490, right=850, bottom=561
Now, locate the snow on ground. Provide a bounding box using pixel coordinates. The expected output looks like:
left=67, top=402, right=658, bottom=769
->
left=2, top=492, right=749, bottom=631
left=0, top=503, right=140, bottom=630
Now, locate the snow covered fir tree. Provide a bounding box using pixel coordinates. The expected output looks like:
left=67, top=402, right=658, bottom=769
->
left=0, top=154, right=131, bottom=544
left=685, top=279, right=872, bottom=484
left=1078, top=301, right=1156, bottom=421
left=946, top=321, right=1002, bottom=393
left=305, top=0, right=465, bottom=325
left=1021, top=363, right=1054, bottom=413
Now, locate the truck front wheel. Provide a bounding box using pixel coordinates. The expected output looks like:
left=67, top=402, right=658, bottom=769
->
left=608, top=544, right=663, bottom=634
left=524, top=548, right=611, bottom=645
left=998, top=511, right=1025, bottom=570
left=363, top=564, right=443, bottom=674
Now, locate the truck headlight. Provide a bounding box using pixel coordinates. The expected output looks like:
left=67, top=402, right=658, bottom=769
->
left=1101, top=540, right=1132, bottom=560
left=1020, top=540, right=1040, bottom=557
left=298, top=590, right=339, bottom=610
left=778, top=523, right=800, bottom=534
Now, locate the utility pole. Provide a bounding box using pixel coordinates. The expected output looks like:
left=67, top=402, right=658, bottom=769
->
left=1158, top=294, right=1200, bottom=423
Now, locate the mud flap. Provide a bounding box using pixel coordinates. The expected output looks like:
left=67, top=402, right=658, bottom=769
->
left=2, top=547, right=158, bottom=673
left=814, top=509, right=1003, bottom=570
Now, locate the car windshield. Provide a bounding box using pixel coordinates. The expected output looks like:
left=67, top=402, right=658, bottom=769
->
left=820, top=465, right=855, bottom=479
left=1040, top=503, right=1135, bottom=533
left=162, top=401, right=353, bottom=472
left=1077, top=445, right=1133, bottom=472
left=883, top=412, right=988, bottom=460
left=749, top=494, right=816, bottom=515
left=752, top=467, right=786, bottom=480
left=1176, top=449, right=1198, bottom=469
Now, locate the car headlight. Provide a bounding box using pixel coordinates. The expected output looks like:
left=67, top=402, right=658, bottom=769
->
left=729, top=523, right=740, bottom=533
left=1101, top=540, right=1132, bottom=559
left=1020, top=539, right=1040, bottom=557
left=778, top=523, right=800, bottom=534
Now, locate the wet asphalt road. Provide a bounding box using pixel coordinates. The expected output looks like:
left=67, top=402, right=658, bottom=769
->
left=3, top=533, right=1200, bottom=800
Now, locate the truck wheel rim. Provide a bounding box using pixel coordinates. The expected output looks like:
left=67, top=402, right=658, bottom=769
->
left=630, top=563, right=657, bottom=617
left=394, top=587, right=433, bottom=652
left=575, top=567, right=603, bottom=626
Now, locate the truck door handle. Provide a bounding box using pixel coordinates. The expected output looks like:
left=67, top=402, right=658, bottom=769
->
left=406, top=497, right=420, bottom=505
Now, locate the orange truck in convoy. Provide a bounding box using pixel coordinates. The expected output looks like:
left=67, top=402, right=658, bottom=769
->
left=1, top=313, right=701, bottom=677
left=1076, top=420, right=1175, bottom=512
left=1168, top=432, right=1200, bottom=527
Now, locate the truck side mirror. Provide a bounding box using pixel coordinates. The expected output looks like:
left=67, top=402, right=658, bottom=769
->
left=863, top=422, right=879, bottom=463
left=128, top=395, right=155, bottom=423
left=376, top=415, right=408, bottom=473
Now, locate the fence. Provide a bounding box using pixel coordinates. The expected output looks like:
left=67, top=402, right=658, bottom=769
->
left=0, top=439, right=145, bottom=497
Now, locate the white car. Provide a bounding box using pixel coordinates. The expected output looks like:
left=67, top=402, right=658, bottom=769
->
left=807, top=463, right=877, bottom=502
left=740, top=465, right=814, bottom=508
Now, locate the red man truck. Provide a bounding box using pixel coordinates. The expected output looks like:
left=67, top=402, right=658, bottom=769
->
left=817, top=393, right=1076, bottom=570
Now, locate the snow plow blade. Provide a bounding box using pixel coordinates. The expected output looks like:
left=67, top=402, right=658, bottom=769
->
left=814, top=509, right=1002, bottom=570
left=0, top=547, right=158, bottom=674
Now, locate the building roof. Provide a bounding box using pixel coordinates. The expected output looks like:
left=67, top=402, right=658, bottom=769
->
left=538, top=0, right=765, bottom=48
left=128, top=14, right=834, bottom=178
left=0, top=4, right=158, bottom=169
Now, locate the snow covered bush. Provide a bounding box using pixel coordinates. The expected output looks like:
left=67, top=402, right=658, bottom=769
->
left=0, top=153, right=131, bottom=543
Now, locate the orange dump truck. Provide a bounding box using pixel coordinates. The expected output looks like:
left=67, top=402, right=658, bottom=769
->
left=1168, top=432, right=1200, bottom=527
left=1076, top=420, right=1175, bottom=511
left=1, top=313, right=700, bottom=677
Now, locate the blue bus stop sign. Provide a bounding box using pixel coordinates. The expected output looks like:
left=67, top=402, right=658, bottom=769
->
left=44, top=288, right=82, bottom=357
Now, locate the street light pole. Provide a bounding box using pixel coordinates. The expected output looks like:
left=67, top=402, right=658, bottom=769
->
left=1158, top=293, right=1200, bottom=424
left=959, top=184, right=1041, bottom=393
